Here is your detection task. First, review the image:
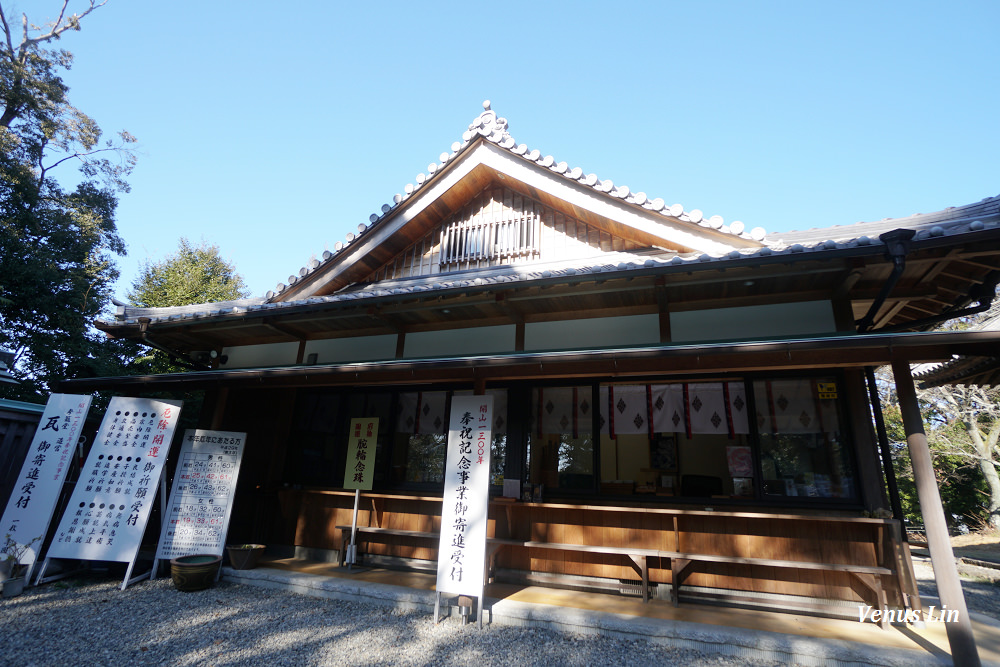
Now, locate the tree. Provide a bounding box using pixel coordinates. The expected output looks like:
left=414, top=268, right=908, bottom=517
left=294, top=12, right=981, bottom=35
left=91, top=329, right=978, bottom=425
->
left=881, top=302, right=1000, bottom=531
left=0, top=1, right=137, bottom=401
left=126, top=237, right=251, bottom=373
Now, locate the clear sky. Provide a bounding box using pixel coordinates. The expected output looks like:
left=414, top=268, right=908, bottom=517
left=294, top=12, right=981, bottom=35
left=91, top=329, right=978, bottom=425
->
left=26, top=0, right=1000, bottom=301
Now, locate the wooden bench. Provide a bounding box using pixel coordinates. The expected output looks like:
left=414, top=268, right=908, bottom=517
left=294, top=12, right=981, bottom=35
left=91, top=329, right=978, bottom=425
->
left=666, top=552, right=894, bottom=627
left=337, top=528, right=661, bottom=603
left=487, top=538, right=663, bottom=602
left=337, top=525, right=438, bottom=567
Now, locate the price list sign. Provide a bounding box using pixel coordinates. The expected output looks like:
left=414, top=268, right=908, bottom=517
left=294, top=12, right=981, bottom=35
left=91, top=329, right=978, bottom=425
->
left=47, top=397, right=182, bottom=563
left=155, top=429, right=246, bottom=560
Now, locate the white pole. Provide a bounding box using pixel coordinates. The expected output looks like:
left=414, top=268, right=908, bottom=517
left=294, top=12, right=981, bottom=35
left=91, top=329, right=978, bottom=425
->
left=348, top=489, right=360, bottom=569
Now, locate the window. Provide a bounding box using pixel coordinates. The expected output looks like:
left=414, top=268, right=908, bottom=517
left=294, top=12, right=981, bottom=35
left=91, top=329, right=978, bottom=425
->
left=528, top=386, right=595, bottom=493
left=599, top=382, right=752, bottom=498
left=754, top=377, right=855, bottom=499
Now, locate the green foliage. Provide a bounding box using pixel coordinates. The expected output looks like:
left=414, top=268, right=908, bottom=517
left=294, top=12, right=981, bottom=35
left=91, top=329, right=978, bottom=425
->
left=879, top=302, right=1000, bottom=531
left=127, top=238, right=250, bottom=308
left=0, top=2, right=137, bottom=401
left=125, top=237, right=250, bottom=374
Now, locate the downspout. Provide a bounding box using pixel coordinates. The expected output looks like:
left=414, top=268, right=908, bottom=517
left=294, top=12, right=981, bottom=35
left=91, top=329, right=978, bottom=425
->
left=855, top=228, right=915, bottom=334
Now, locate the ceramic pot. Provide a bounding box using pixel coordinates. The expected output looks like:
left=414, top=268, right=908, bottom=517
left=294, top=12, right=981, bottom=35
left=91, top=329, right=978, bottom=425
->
left=2, top=577, right=25, bottom=598
left=226, top=544, right=265, bottom=570
left=170, top=554, right=221, bottom=592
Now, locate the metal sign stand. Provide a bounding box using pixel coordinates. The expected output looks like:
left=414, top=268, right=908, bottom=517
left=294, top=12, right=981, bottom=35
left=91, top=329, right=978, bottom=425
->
left=149, top=467, right=170, bottom=580
left=346, top=489, right=360, bottom=569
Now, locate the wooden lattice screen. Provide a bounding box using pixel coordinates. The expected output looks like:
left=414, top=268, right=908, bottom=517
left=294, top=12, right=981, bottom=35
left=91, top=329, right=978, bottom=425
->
left=364, top=185, right=646, bottom=282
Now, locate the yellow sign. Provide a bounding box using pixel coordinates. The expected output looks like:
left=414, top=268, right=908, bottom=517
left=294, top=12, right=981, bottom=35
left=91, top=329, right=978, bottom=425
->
left=343, top=418, right=379, bottom=490
left=817, top=382, right=838, bottom=400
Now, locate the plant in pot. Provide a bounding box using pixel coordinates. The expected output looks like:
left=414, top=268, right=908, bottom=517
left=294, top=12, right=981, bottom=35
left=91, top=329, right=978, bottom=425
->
left=1, top=534, right=40, bottom=598
left=225, top=543, right=266, bottom=570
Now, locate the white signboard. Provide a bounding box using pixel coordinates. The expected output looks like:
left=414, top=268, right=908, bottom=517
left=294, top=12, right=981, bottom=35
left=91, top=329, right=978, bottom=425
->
left=435, top=394, right=493, bottom=599
left=0, top=394, right=92, bottom=566
left=155, top=429, right=246, bottom=560
left=47, top=397, right=182, bottom=563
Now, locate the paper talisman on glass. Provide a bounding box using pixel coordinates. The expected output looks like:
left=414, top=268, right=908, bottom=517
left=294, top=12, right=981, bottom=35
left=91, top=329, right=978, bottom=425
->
left=435, top=394, right=493, bottom=599
left=155, top=430, right=246, bottom=561
left=343, top=419, right=379, bottom=490
left=47, top=397, right=182, bottom=563
left=0, top=394, right=92, bottom=567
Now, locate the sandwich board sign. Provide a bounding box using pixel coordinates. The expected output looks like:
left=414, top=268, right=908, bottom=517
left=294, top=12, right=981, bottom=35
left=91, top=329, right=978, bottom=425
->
left=152, top=429, right=246, bottom=576
left=0, top=394, right=92, bottom=584
left=40, top=397, right=182, bottom=590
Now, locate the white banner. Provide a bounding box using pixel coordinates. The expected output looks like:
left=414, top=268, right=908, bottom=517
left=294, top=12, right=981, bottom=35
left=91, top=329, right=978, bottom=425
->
left=0, top=394, right=92, bottom=566
left=155, top=429, right=246, bottom=560
left=47, top=397, right=182, bottom=563
left=436, top=394, right=493, bottom=599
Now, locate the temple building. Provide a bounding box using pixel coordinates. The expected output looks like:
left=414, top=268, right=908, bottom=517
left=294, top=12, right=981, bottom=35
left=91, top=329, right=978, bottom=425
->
left=64, top=102, right=1000, bottom=658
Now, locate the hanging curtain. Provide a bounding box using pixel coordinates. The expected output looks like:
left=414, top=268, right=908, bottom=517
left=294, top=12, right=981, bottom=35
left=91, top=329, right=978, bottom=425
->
left=536, top=387, right=591, bottom=436
left=607, top=385, right=650, bottom=435
left=758, top=379, right=822, bottom=434
left=650, top=384, right=687, bottom=434
left=396, top=391, right=449, bottom=435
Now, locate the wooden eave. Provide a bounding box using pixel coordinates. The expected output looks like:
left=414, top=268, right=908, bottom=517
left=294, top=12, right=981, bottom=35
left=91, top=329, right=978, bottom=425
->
left=274, top=140, right=759, bottom=302
left=63, top=329, right=1000, bottom=393
left=96, top=227, right=1000, bottom=356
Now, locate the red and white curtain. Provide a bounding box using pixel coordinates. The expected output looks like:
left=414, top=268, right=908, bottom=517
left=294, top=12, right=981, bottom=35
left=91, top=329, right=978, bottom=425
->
left=396, top=391, right=449, bottom=435
left=600, top=382, right=749, bottom=438
left=756, top=379, right=830, bottom=435
left=535, top=387, right=592, bottom=437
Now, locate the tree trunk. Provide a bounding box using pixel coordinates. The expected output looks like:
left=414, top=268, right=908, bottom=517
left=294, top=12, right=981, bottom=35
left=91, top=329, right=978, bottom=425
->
left=970, top=425, right=1000, bottom=529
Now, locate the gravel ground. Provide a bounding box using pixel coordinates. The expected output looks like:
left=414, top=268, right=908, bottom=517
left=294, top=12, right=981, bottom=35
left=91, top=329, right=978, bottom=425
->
left=912, top=556, right=1000, bottom=622
left=0, top=575, right=785, bottom=667
left=3, top=561, right=997, bottom=667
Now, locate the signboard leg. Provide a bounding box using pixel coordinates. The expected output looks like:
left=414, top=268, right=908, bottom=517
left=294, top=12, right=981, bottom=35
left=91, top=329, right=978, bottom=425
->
left=434, top=592, right=442, bottom=623
left=347, top=489, right=360, bottom=569
left=34, top=557, right=51, bottom=586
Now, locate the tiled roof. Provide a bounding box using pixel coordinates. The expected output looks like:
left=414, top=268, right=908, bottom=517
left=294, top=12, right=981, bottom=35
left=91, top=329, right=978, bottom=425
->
left=264, top=101, right=768, bottom=301
left=102, top=101, right=1000, bottom=329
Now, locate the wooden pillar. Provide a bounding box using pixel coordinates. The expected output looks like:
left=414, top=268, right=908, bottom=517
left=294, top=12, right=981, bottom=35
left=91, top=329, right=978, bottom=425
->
left=891, top=361, right=980, bottom=666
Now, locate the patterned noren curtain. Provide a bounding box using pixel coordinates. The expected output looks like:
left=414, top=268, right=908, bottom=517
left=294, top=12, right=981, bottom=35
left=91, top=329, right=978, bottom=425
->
left=536, top=387, right=592, bottom=436
left=396, top=391, right=449, bottom=435
left=601, top=382, right=750, bottom=437
left=757, top=379, right=823, bottom=434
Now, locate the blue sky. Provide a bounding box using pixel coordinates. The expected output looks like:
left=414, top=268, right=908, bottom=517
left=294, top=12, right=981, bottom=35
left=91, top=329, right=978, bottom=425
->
left=31, top=1, right=1000, bottom=301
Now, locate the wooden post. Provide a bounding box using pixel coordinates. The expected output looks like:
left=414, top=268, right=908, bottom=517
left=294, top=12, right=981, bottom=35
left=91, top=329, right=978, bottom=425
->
left=891, top=361, right=980, bottom=666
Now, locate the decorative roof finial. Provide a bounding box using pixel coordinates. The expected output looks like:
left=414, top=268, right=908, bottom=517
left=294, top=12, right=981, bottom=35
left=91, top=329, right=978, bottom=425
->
left=467, top=100, right=508, bottom=140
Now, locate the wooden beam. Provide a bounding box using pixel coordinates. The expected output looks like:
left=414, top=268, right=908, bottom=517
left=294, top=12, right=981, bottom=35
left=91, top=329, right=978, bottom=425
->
left=892, top=361, right=980, bottom=666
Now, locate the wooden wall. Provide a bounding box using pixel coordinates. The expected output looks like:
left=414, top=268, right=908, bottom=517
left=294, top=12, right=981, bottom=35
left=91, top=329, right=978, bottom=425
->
left=275, top=489, right=905, bottom=606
